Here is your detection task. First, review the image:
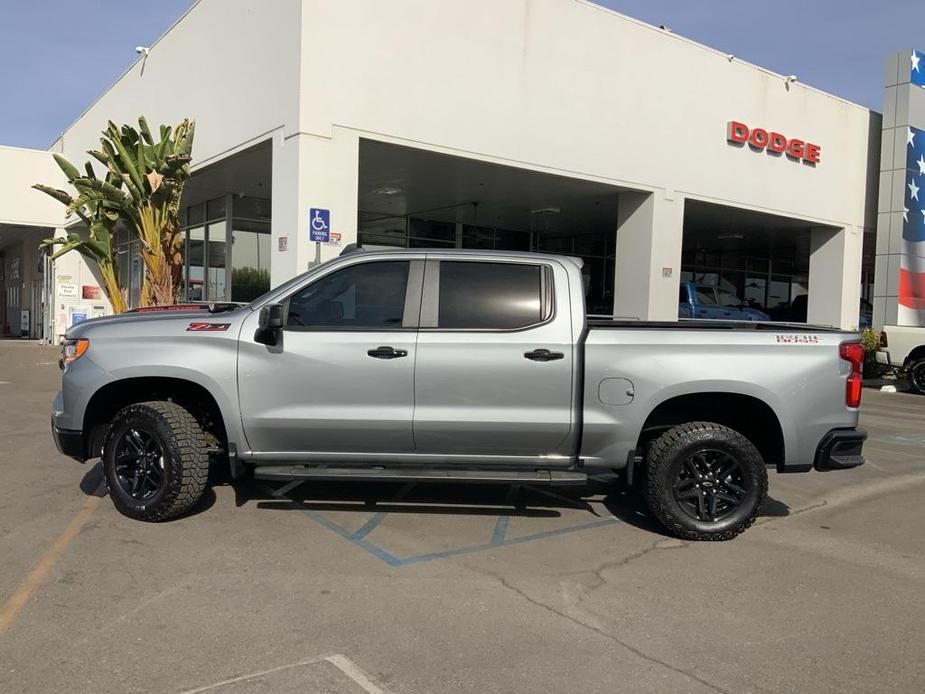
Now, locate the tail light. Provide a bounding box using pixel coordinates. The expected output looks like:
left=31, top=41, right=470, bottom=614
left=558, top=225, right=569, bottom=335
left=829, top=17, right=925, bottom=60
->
left=880, top=330, right=888, bottom=348
left=840, top=342, right=864, bottom=408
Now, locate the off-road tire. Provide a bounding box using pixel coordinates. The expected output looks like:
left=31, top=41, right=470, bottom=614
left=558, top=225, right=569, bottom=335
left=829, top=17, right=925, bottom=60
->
left=907, top=359, right=925, bottom=395
left=643, top=421, right=768, bottom=541
left=102, top=400, right=209, bottom=522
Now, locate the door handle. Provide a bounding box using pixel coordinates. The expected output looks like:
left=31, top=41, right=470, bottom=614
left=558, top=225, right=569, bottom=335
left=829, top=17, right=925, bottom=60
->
left=367, top=346, right=408, bottom=359
left=524, top=348, right=564, bottom=362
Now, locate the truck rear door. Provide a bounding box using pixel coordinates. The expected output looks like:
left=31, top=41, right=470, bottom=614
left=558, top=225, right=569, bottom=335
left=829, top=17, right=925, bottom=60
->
left=412, top=257, right=575, bottom=458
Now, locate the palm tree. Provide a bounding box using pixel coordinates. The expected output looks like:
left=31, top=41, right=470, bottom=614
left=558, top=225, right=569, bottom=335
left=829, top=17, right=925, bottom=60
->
left=33, top=117, right=195, bottom=309
left=33, top=155, right=128, bottom=314
left=89, top=118, right=195, bottom=306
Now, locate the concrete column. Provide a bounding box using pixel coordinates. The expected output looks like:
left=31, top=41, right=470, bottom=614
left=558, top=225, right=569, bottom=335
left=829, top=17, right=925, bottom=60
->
left=613, top=190, right=684, bottom=321
left=807, top=226, right=863, bottom=329
left=270, top=129, right=360, bottom=288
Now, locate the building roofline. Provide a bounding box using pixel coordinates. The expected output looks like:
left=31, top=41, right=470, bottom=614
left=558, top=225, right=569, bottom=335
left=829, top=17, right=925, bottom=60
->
left=0, top=143, right=56, bottom=156
left=47, top=0, right=878, bottom=153
left=48, top=0, right=204, bottom=152
left=574, top=0, right=878, bottom=114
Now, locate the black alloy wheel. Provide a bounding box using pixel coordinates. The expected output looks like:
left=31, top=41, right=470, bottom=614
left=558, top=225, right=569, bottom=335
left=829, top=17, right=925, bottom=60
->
left=672, top=449, right=747, bottom=523
left=112, top=427, right=166, bottom=501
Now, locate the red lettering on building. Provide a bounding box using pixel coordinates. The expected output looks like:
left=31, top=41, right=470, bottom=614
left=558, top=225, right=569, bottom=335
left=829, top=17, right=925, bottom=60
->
left=726, top=120, right=821, bottom=165
left=768, top=132, right=787, bottom=153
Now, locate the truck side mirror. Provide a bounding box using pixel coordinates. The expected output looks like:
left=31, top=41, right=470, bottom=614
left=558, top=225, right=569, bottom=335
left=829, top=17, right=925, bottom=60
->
left=255, top=303, right=284, bottom=345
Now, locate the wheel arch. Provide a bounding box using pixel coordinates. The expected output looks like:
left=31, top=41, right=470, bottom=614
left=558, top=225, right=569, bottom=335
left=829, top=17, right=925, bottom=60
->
left=82, top=376, right=228, bottom=461
left=635, top=392, right=785, bottom=471
left=904, top=345, right=925, bottom=366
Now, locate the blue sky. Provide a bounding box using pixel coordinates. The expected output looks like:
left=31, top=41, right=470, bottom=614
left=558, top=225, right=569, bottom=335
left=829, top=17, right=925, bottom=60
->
left=1, top=0, right=923, bottom=149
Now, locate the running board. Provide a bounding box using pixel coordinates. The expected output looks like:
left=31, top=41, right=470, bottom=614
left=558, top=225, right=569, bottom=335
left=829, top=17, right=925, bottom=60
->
left=253, top=466, right=588, bottom=486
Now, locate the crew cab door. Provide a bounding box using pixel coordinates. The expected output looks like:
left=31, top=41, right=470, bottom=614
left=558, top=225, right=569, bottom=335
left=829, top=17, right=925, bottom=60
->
left=237, top=257, right=423, bottom=456
left=412, top=257, right=576, bottom=458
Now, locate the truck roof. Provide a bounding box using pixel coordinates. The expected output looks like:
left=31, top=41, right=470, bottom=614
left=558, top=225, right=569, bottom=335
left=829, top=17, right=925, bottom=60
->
left=346, top=246, right=585, bottom=269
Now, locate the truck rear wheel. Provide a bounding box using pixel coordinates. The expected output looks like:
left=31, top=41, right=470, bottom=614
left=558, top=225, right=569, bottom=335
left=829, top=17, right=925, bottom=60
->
left=102, top=401, right=209, bottom=522
left=643, top=422, right=767, bottom=541
left=908, top=359, right=925, bottom=395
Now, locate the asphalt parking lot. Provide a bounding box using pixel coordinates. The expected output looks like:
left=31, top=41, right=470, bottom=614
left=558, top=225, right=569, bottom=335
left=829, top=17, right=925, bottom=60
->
left=1, top=341, right=923, bottom=694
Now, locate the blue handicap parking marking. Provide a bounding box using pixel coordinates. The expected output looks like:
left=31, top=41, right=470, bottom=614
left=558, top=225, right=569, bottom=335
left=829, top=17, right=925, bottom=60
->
left=278, top=485, right=620, bottom=567
left=309, top=208, right=330, bottom=242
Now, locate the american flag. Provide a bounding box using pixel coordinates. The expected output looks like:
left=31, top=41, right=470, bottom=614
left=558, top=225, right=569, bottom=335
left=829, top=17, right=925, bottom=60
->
left=911, top=49, right=925, bottom=88
left=900, top=51, right=925, bottom=323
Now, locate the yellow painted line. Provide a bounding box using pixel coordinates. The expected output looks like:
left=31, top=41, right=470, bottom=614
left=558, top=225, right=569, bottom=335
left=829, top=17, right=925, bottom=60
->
left=0, top=495, right=102, bottom=634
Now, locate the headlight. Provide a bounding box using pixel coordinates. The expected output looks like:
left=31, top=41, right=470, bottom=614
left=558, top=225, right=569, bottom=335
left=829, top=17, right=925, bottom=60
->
left=61, top=338, right=90, bottom=368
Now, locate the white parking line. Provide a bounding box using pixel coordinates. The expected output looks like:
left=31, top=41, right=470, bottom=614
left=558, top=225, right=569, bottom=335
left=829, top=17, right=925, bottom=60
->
left=178, top=653, right=392, bottom=694
left=325, top=654, right=390, bottom=694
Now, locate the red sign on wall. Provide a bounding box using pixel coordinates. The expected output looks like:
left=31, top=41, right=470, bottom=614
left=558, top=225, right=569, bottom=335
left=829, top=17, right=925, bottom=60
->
left=727, top=121, right=821, bottom=165
left=81, top=285, right=101, bottom=300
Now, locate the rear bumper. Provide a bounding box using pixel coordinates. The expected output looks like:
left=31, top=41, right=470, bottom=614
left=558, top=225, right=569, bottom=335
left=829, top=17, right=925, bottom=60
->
left=51, top=419, right=86, bottom=462
left=813, top=428, right=866, bottom=471
left=875, top=349, right=892, bottom=366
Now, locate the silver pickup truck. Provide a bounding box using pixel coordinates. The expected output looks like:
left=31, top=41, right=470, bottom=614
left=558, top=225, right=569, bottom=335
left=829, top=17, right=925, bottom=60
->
left=51, top=249, right=866, bottom=540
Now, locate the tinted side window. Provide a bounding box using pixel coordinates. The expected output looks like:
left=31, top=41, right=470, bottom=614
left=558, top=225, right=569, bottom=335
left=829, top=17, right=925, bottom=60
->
left=287, top=261, right=409, bottom=328
left=679, top=285, right=689, bottom=303
left=438, top=261, right=542, bottom=329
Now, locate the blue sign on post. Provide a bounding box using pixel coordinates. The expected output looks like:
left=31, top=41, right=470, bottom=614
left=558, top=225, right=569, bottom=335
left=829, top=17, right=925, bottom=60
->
left=309, top=208, right=330, bottom=242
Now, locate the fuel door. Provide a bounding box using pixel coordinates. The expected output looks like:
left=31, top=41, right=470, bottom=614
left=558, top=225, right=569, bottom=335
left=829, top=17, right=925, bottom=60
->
left=598, top=378, right=635, bottom=406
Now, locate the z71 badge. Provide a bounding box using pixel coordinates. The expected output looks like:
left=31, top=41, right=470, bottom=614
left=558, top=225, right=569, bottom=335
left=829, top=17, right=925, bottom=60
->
left=186, top=322, right=231, bottom=332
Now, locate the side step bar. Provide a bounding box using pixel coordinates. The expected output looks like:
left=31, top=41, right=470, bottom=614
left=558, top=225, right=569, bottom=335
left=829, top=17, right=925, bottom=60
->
left=253, top=466, right=588, bottom=486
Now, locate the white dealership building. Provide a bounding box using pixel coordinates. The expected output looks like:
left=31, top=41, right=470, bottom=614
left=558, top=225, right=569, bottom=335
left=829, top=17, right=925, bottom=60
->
left=0, top=0, right=882, bottom=340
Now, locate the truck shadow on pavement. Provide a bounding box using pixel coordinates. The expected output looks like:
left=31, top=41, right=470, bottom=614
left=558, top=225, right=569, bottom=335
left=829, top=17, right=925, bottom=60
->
left=78, top=463, right=789, bottom=549
left=230, top=478, right=791, bottom=564
left=602, top=488, right=790, bottom=535
left=78, top=461, right=217, bottom=518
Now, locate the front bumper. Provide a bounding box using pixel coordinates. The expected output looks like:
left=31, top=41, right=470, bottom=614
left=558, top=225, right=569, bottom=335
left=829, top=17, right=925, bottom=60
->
left=813, top=428, right=867, bottom=471
left=51, top=418, right=86, bottom=462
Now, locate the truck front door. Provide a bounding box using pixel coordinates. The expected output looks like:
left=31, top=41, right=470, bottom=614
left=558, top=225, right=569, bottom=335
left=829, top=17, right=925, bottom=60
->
left=238, top=258, right=422, bottom=456
left=412, top=258, right=576, bottom=459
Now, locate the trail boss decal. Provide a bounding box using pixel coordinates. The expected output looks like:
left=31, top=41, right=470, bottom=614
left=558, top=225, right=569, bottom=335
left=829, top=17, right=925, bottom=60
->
left=187, top=322, right=231, bottom=332
left=776, top=334, right=820, bottom=344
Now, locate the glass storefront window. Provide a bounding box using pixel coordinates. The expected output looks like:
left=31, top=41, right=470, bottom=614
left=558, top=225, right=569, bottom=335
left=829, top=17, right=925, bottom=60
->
left=206, top=196, right=227, bottom=222
left=461, top=225, right=494, bottom=249
left=206, top=222, right=226, bottom=301
left=234, top=197, right=271, bottom=221
left=188, top=204, right=204, bottom=226
left=358, top=214, right=407, bottom=247
left=129, top=241, right=142, bottom=307
left=744, top=276, right=767, bottom=310
left=231, top=222, right=271, bottom=302
left=767, top=275, right=792, bottom=311
left=186, top=226, right=205, bottom=301
left=495, top=229, right=530, bottom=251
left=409, top=218, right=454, bottom=247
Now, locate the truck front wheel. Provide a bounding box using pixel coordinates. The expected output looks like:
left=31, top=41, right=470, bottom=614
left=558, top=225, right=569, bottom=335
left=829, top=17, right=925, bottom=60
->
left=643, top=422, right=767, bottom=541
left=102, top=401, right=209, bottom=522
